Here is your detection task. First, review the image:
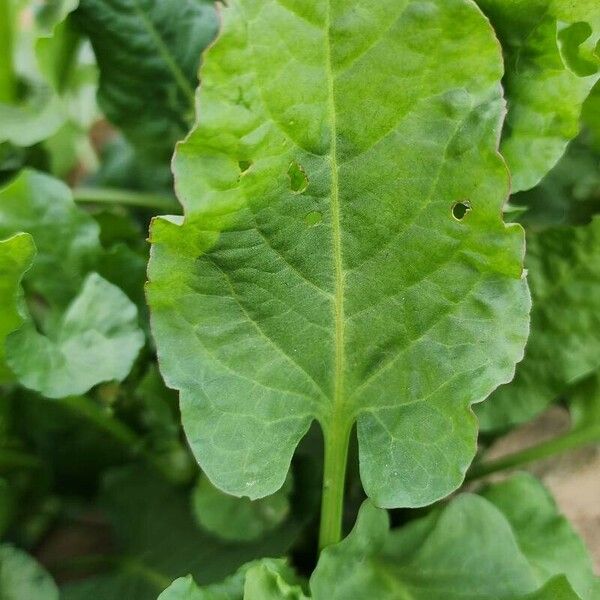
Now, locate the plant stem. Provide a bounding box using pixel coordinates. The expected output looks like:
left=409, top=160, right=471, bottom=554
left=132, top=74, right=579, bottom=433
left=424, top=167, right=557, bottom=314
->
left=319, top=419, right=351, bottom=551
left=467, top=425, right=600, bottom=482
left=0, top=0, right=16, bottom=103
left=72, top=187, right=180, bottom=212
left=50, top=554, right=171, bottom=590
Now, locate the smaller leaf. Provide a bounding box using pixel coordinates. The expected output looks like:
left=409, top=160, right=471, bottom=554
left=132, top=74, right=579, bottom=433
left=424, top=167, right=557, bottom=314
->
left=477, top=0, right=600, bottom=192
left=7, top=273, right=144, bottom=398
left=62, top=467, right=305, bottom=600
left=311, top=498, right=538, bottom=600
left=0, top=90, right=65, bottom=147
left=514, top=577, right=580, bottom=600
left=74, top=0, right=218, bottom=163
left=478, top=218, right=600, bottom=430
left=0, top=0, right=92, bottom=149
left=0, top=169, right=101, bottom=307
left=0, top=544, right=59, bottom=600
left=243, top=562, right=308, bottom=600
left=311, top=477, right=597, bottom=599
left=192, top=473, right=292, bottom=542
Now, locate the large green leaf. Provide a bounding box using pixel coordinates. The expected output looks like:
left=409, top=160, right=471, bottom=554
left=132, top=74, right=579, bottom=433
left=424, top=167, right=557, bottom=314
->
left=148, top=0, right=530, bottom=508
left=476, top=0, right=600, bottom=192
left=311, top=497, right=537, bottom=599
left=0, top=544, right=59, bottom=600
left=62, top=466, right=307, bottom=600
left=74, top=0, right=218, bottom=163
left=0, top=233, right=35, bottom=383
left=478, top=218, right=600, bottom=430
left=0, top=169, right=144, bottom=397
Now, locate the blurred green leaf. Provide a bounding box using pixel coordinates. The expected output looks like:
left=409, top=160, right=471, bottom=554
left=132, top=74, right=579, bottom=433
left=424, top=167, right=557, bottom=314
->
left=481, top=474, right=599, bottom=599
left=510, top=136, right=600, bottom=229
left=478, top=218, right=600, bottom=430
left=0, top=233, right=35, bottom=383
left=192, top=473, right=292, bottom=542
left=0, top=170, right=143, bottom=397
left=7, top=273, right=144, bottom=398
left=310, top=479, right=595, bottom=599
left=61, top=466, right=307, bottom=600
left=0, top=0, right=97, bottom=156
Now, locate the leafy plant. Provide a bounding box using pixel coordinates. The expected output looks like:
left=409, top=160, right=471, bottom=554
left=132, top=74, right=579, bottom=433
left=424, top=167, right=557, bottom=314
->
left=1, top=0, right=600, bottom=599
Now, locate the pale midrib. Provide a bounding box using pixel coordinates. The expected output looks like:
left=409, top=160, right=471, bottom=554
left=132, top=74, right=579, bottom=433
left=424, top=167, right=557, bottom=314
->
left=324, top=3, right=346, bottom=425
left=130, top=0, right=196, bottom=105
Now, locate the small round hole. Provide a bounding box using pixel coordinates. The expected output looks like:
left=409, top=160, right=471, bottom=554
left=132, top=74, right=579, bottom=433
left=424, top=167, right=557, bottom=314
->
left=238, top=160, right=252, bottom=174
left=305, top=211, right=322, bottom=227
left=452, top=201, right=471, bottom=221
left=288, top=161, right=308, bottom=194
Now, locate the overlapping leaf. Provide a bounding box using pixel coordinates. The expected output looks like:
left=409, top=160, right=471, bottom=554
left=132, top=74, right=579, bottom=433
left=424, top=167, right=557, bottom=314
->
left=61, top=466, right=307, bottom=600
left=477, top=0, right=600, bottom=192
left=157, top=561, right=306, bottom=600
left=582, top=82, right=600, bottom=149
left=481, top=474, right=599, bottom=599
left=0, top=169, right=144, bottom=397
left=478, top=218, right=600, bottom=430
left=148, top=0, right=530, bottom=508
left=192, top=473, right=292, bottom=542
left=509, top=135, right=600, bottom=229
left=0, top=0, right=95, bottom=150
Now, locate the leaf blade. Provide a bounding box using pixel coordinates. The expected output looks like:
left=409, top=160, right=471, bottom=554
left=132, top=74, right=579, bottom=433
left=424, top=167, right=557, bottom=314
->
left=148, top=0, right=530, bottom=508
